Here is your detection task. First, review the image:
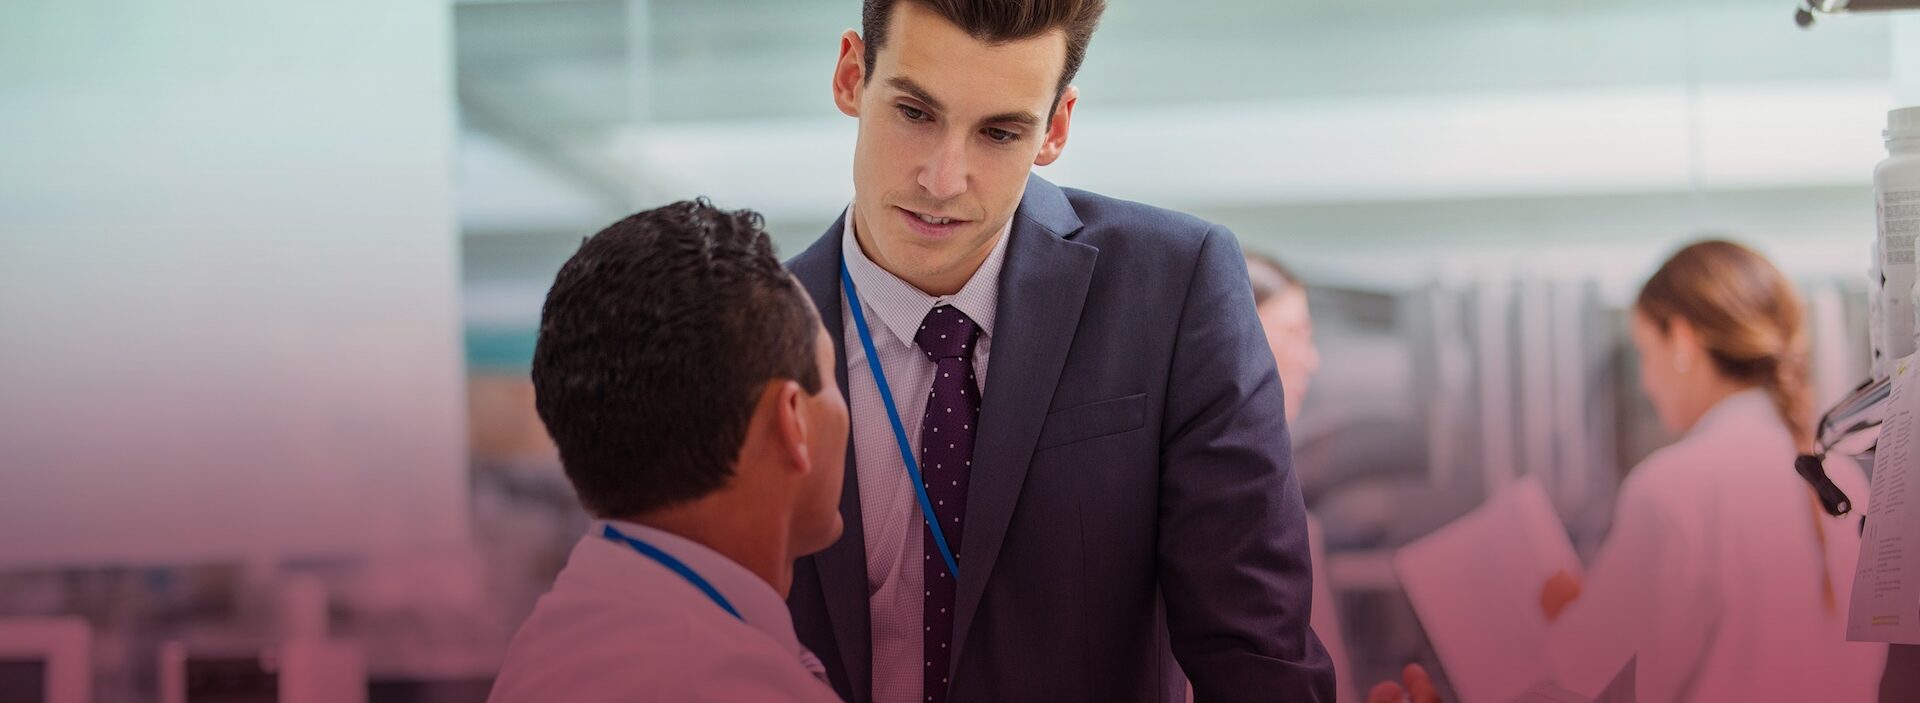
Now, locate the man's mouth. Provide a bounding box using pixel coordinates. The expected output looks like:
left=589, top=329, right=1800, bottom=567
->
left=901, top=207, right=963, bottom=225
left=896, top=206, right=969, bottom=236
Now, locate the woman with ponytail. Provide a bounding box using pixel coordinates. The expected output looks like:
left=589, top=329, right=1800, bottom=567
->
left=1535, top=240, right=1884, bottom=702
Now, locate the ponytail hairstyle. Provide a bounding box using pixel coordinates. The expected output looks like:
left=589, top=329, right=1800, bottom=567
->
left=1634, top=239, right=1812, bottom=450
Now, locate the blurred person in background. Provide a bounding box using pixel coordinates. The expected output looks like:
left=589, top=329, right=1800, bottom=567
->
left=488, top=200, right=848, bottom=703
left=1246, top=253, right=1351, bottom=701
left=1247, top=253, right=1444, bottom=703
left=1536, top=239, right=1885, bottom=702
left=1247, top=253, right=1321, bottom=423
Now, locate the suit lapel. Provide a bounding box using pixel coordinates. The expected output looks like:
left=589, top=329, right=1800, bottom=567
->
left=787, top=218, right=873, bottom=703
left=949, top=176, right=1096, bottom=669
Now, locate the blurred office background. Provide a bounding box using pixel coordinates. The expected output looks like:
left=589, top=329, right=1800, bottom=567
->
left=4, top=0, right=1920, bottom=700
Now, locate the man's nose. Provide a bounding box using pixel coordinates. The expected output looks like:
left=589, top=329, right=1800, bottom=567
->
left=918, top=134, right=970, bottom=201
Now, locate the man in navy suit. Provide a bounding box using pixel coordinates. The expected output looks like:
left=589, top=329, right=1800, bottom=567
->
left=784, top=2, right=1334, bottom=701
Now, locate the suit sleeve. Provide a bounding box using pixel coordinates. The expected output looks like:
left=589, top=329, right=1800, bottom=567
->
left=1157, top=224, right=1335, bottom=703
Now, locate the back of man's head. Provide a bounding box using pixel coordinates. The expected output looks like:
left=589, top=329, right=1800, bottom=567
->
left=532, top=199, right=823, bottom=519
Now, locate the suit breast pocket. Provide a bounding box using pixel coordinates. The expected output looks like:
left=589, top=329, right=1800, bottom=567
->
left=1034, top=393, right=1147, bottom=451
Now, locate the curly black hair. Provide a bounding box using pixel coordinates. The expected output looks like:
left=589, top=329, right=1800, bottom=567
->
left=532, top=199, right=823, bottom=518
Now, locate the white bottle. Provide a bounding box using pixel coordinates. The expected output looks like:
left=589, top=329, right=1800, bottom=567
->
left=1877, top=106, right=1920, bottom=373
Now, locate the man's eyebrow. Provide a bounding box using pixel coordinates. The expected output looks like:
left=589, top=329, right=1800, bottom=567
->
left=888, top=76, right=1042, bottom=128
left=887, top=77, right=945, bottom=113
left=981, top=110, right=1041, bottom=128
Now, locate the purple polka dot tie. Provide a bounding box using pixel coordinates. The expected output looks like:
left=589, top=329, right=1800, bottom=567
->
left=916, top=304, right=979, bottom=703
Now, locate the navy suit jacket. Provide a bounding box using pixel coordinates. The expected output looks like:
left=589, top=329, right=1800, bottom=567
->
left=785, top=176, right=1333, bottom=703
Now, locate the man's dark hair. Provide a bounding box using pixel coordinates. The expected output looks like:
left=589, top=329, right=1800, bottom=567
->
left=862, top=0, right=1106, bottom=115
left=531, top=199, right=823, bottom=519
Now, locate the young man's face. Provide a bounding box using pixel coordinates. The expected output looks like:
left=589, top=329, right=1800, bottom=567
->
left=833, top=2, right=1076, bottom=292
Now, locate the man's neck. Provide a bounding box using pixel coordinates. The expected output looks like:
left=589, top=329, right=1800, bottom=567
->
left=628, top=499, right=794, bottom=598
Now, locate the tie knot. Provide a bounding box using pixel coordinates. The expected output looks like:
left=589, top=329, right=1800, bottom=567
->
left=915, top=305, right=979, bottom=361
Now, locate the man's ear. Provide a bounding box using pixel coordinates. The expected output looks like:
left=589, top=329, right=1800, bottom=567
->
left=1034, top=84, right=1078, bottom=167
left=772, top=380, right=814, bottom=477
left=832, top=29, right=866, bottom=119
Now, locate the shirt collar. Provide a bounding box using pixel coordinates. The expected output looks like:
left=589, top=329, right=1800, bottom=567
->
left=1687, top=387, right=1778, bottom=439
left=840, top=203, right=1010, bottom=351
left=601, top=519, right=805, bottom=659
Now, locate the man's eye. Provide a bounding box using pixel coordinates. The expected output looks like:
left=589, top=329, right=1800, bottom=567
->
left=898, top=105, right=929, bottom=122
left=983, top=127, right=1019, bottom=144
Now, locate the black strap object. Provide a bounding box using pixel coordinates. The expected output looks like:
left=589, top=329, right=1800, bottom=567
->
left=1795, top=454, right=1854, bottom=517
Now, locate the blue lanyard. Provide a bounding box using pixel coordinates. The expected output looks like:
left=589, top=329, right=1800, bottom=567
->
left=840, top=257, right=963, bottom=581
left=601, top=523, right=744, bottom=621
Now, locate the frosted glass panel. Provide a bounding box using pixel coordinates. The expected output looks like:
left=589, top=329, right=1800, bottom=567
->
left=0, top=0, right=468, bottom=567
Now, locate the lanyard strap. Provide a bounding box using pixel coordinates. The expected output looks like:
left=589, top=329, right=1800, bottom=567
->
left=840, top=257, right=963, bottom=581
left=601, top=523, right=744, bottom=621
